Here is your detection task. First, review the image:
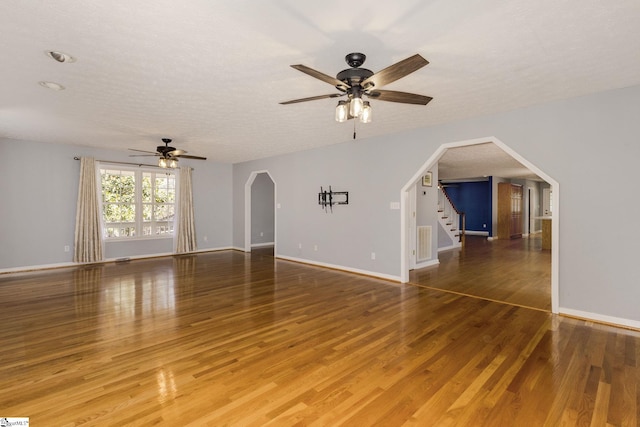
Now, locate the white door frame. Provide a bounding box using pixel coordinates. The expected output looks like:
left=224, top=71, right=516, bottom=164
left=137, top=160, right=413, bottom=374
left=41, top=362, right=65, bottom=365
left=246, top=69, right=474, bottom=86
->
left=400, top=136, right=560, bottom=314
left=408, top=184, right=417, bottom=269
left=244, top=170, right=277, bottom=253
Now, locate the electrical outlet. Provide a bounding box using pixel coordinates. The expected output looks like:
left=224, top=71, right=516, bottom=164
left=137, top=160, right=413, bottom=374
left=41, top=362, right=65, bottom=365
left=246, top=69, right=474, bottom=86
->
left=371, top=252, right=376, bottom=260
left=260, top=232, right=264, bottom=237
left=203, top=235, right=208, bottom=242
left=483, top=224, right=487, bottom=228
left=314, top=245, right=318, bottom=251
left=64, top=245, right=70, bottom=252
left=298, top=243, right=302, bottom=249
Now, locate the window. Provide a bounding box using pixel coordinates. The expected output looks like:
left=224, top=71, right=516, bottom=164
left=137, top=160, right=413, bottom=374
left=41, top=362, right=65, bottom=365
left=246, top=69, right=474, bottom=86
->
left=100, top=166, right=176, bottom=239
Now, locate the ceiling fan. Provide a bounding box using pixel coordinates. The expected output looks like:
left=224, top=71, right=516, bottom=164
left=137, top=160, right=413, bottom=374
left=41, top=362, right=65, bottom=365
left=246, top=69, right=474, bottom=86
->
left=129, top=138, right=207, bottom=168
left=280, top=52, right=432, bottom=129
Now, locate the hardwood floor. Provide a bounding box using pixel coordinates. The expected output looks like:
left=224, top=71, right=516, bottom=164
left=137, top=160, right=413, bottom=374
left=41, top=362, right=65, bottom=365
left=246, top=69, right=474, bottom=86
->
left=411, top=234, right=551, bottom=311
left=1, top=248, right=638, bottom=426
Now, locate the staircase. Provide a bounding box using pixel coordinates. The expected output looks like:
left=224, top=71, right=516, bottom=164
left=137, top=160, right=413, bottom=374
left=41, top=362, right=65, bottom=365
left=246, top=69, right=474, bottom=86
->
left=438, top=186, right=465, bottom=249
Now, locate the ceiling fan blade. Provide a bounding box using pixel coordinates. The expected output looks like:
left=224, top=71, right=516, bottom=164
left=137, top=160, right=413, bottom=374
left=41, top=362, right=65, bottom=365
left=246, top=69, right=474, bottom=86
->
left=290, top=64, right=350, bottom=90
left=367, top=89, right=433, bottom=105
left=129, top=148, right=158, bottom=154
left=361, top=54, right=429, bottom=89
left=128, top=154, right=159, bottom=157
left=167, top=149, right=186, bottom=157
left=175, top=154, right=207, bottom=160
left=280, top=93, right=344, bottom=105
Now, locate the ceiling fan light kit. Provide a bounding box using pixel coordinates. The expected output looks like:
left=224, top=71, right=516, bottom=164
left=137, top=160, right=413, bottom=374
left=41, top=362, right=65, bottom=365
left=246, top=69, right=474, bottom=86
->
left=158, top=157, right=178, bottom=169
left=335, top=100, right=349, bottom=122
left=128, top=138, right=207, bottom=168
left=281, top=52, right=432, bottom=129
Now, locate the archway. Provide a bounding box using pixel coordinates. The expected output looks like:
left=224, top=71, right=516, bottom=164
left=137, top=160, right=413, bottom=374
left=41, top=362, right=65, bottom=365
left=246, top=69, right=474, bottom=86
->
left=400, top=137, right=559, bottom=313
left=244, top=170, right=277, bottom=253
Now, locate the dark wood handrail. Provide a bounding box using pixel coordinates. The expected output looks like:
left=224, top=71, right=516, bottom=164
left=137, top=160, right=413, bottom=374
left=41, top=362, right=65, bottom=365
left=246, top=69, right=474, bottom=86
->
left=439, top=185, right=462, bottom=215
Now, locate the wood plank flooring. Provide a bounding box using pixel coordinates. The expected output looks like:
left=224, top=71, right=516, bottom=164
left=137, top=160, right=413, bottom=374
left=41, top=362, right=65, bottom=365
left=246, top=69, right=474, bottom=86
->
left=411, top=235, right=551, bottom=311
left=0, top=247, right=637, bottom=426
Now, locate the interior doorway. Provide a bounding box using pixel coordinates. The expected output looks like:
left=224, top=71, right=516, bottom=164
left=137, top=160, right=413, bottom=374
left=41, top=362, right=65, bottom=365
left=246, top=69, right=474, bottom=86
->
left=244, top=171, right=276, bottom=254
left=400, top=137, right=559, bottom=313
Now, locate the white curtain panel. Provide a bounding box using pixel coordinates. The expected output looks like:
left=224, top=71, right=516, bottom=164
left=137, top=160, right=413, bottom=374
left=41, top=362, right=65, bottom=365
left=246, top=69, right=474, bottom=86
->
left=74, top=157, right=104, bottom=263
left=175, top=166, right=197, bottom=253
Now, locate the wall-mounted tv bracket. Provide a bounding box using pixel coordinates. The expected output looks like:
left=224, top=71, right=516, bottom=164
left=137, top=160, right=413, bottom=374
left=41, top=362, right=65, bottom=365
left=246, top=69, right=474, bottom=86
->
left=318, top=186, right=349, bottom=213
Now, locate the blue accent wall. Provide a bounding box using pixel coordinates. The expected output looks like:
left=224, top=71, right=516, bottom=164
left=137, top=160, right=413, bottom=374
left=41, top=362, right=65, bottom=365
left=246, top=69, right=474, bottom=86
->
left=444, top=178, right=492, bottom=235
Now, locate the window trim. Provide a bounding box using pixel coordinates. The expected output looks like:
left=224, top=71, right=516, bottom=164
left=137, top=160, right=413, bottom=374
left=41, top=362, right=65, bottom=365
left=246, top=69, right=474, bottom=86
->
left=99, top=163, right=177, bottom=241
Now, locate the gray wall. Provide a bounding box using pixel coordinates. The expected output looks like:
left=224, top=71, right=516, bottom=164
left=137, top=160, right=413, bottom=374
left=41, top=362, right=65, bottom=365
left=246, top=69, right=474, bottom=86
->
left=0, top=138, right=233, bottom=269
left=233, top=139, right=416, bottom=276
left=233, top=84, right=640, bottom=323
left=251, top=172, right=275, bottom=245
left=3, top=83, right=640, bottom=325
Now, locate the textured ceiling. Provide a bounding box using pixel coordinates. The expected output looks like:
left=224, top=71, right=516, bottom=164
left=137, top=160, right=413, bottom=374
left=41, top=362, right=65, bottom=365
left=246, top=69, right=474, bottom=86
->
left=2, top=1, right=640, bottom=165
left=438, top=142, right=541, bottom=181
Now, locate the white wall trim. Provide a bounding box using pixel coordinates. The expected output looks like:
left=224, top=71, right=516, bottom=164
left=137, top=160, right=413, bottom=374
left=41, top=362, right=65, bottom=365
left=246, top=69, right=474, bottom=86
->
left=0, top=246, right=235, bottom=274
left=464, top=230, right=489, bottom=236
left=251, top=242, right=275, bottom=248
left=0, top=262, right=78, bottom=274
left=414, top=259, right=440, bottom=270
left=277, top=255, right=401, bottom=282
left=400, top=136, right=560, bottom=314
left=560, top=307, right=640, bottom=331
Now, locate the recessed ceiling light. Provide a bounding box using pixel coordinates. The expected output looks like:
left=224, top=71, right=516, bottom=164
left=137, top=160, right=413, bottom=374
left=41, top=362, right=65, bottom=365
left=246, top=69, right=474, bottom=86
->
left=45, top=50, right=76, bottom=63
left=39, top=81, right=65, bottom=91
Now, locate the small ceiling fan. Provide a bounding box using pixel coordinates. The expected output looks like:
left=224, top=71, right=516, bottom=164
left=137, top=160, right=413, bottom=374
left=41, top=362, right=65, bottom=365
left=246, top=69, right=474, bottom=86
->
left=280, top=52, right=432, bottom=129
left=129, top=138, right=207, bottom=168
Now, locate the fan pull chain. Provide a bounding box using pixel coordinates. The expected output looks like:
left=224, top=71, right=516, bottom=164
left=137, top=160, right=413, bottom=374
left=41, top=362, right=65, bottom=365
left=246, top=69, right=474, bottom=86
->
left=353, top=118, right=357, bottom=140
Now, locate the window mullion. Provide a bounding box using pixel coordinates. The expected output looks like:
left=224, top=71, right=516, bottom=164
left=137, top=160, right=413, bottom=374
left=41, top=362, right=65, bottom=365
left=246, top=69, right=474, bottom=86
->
left=135, top=170, right=142, bottom=237
left=151, top=171, right=156, bottom=235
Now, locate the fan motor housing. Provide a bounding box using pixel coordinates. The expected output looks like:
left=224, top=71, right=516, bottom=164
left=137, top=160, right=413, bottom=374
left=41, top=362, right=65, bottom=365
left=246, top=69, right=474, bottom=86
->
left=336, top=67, right=374, bottom=88
left=157, top=145, right=176, bottom=154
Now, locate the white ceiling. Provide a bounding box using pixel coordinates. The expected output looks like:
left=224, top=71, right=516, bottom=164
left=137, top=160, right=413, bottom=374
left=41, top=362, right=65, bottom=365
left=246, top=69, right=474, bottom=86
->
left=438, top=142, right=541, bottom=181
left=2, top=1, right=640, bottom=165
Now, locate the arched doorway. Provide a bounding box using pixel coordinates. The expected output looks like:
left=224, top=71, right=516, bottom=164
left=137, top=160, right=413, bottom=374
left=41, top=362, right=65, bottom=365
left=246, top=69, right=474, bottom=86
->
left=400, top=137, right=559, bottom=313
left=244, top=171, right=276, bottom=254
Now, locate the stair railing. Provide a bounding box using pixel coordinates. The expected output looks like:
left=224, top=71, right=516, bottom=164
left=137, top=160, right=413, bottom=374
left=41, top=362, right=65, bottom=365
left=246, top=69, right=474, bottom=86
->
left=438, top=185, right=466, bottom=243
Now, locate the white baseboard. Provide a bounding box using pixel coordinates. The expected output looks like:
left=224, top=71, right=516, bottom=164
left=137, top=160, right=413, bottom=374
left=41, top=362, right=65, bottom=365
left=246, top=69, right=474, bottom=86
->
left=0, top=261, right=77, bottom=274
left=276, top=254, right=401, bottom=282
left=251, top=242, right=275, bottom=248
left=414, top=259, right=440, bottom=270
left=438, top=244, right=460, bottom=252
left=192, top=246, right=234, bottom=254
left=559, top=307, right=640, bottom=331
left=464, top=230, right=489, bottom=236
left=0, top=246, right=234, bottom=274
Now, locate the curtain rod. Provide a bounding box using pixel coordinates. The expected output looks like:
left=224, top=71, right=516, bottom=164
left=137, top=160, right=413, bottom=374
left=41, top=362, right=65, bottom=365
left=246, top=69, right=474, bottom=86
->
left=73, top=157, right=192, bottom=170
